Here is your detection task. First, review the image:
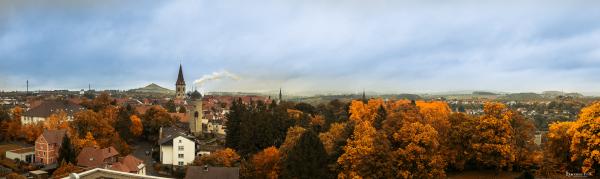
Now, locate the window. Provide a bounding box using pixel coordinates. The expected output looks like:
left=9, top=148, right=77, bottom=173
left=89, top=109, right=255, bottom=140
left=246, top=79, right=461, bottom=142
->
left=178, top=161, right=184, bottom=166
left=178, top=154, right=184, bottom=158
left=179, top=140, right=182, bottom=143
left=178, top=146, right=184, bottom=151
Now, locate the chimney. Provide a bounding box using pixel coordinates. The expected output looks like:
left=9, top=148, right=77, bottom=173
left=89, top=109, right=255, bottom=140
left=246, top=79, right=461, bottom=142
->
left=204, top=165, right=208, bottom=171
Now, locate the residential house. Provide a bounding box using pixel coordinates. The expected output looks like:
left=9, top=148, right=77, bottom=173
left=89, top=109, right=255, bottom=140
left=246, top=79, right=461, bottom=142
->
left=35, top=129, right=66, bottom=165
left=22, top=100, right=84, bottom=125
left=76, top=147, right=119, bottom=169
left=6, top=147, right=35, bottom=163
left=109, top=155, right=146, bottom=175
left=158, top=127, right=196, bottom=167
left=184, top=166, right=239, bottom=179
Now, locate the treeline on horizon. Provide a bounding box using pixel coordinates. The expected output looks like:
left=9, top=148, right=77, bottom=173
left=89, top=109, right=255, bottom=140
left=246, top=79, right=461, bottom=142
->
left=204, top=97, right=600, bottom=178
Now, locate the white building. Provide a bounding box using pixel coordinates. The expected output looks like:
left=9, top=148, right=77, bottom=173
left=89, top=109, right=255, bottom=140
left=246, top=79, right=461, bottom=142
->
left=158, top=127, right=196, bottom=167
left=21, top=100, right=84, bottom=125
left=6, top=147, right=35, bottom=163
left=63, top=168, right=169, bottom=179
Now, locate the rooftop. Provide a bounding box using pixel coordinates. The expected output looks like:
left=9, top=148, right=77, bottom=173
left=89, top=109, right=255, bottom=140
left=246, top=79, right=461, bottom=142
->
left=7, top=147, right=35, bottom=154
left=184, top=166, right=239, bottom=179
left=63, top=168, right=170, bottom=179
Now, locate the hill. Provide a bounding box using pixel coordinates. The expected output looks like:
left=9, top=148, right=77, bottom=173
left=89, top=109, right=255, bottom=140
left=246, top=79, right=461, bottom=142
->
left=498, top=93, right=543, bottom=101
left=128, top=83, right=174, bottom=94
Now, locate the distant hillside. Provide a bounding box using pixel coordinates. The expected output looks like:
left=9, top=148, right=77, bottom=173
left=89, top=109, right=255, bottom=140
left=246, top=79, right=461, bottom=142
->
left=542, top=91, right=584, bottom=98
left=472, top=91, right=498, bottom=95
left=290, top=93, right=421, bottom=105
left=128, top=83, right=174, bottom=94
left=498, top=93, right=543, bottom=101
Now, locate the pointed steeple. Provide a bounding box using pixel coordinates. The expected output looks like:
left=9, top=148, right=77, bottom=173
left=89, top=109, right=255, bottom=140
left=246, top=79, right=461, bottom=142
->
left=176, top=64, right=185, bottom=85
left=362, top=89, right=367, bottom=102
left=278, top=88, right=283, bottom=102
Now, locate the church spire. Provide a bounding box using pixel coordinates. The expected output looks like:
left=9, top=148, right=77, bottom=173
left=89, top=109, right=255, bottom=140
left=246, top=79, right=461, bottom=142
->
left=278, top=88, right=283, bottom=103
left=176, top=64, right=185, bottom=85
left=175, top=63, right=186, bottom=100
left=362, top=89, right=367, bottom=102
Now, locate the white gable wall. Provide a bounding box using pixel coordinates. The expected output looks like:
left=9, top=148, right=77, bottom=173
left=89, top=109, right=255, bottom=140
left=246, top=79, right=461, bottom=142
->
left=170, top=136, right=195, bottom=166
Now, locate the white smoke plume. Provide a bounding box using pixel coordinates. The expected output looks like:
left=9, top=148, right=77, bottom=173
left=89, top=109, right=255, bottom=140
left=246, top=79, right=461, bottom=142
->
left=193, top=70, right=240, bottom=88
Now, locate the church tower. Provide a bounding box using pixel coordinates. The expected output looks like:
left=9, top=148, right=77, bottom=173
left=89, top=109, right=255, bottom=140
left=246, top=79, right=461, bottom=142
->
left=175, top=64, right=186, bottom=99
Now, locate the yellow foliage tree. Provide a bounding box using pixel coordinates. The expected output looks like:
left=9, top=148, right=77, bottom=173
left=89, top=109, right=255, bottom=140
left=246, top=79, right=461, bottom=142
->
left=392, top=122, right=446, bottom=178
left=80, top=131, right=99, bottom=148
left=348, top=99, right=384, bottom=124
left=129, top=115, right=143, bottom=137
left=415, top=101, right=451, bottom=135
left=194, top=148, right=241, bottom=167
left=544, top=121, right=576, bottom=173
left=470, top=102, right=515, bottom=170
left=337, top=121, right=392, bottom=178
left=44, top=111, right=69, bottom=130
left=568, top=102, right=600, bottom=175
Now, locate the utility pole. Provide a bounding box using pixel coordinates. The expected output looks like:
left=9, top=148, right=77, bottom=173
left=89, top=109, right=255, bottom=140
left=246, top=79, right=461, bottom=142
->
left=26, top=80, right=29, bottom=95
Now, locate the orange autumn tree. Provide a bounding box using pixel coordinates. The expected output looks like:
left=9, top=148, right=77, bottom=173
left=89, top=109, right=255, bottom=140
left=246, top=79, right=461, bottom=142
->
left=21, top=123, right=44, bottom=143
left=129, top=115, right=143, bottom=137
left=194, top=148, right=241, bottom=167
left=248, top=146, right=282, bottom=179
left=319, top=122, right=350, bottom=155
left=568, top=102, right=600, bottom=175
left=44, top=111, right=70, bottom=130
left=5, top=107, right=24, bottom=141
left=471, top=102, right=515, bottom=170
left=392, top=122, right=446, bottom=178
left=79, top=131, right=99, bottom=149
left=52, top=162, right=80, bottom=178
left=279, top=126, right=306, bottom=154
left=510, top=112, right=541, bottom=170
left=71, top=110, right=115, bottom=147
left=446, top=113, right=477, bottom=170
left=415, top=101, right=451, bottom=136
left=338, top=120, right=379, bottom=178
left=348, top=99, right=384, bottom=124
left=544, top=121, right=576, bottom=173
left=337, top=120, right=392, bottom=178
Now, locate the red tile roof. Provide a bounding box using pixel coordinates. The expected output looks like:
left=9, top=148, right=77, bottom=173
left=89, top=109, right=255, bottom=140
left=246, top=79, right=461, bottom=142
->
left=24, top=100, right=84, bottom=118
left=109, top=155, right=143, bottom=173
left=169, top=113, right=188, bottom=123
left=135, top=105, right=163, bottom=115
left=41, top=129, right=66, bottom=144
left=76, top=147, right=119, bottom=168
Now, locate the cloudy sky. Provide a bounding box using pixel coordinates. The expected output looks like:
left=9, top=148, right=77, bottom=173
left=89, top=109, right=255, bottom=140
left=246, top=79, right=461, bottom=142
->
left=1, top=0, right=600, bottom=94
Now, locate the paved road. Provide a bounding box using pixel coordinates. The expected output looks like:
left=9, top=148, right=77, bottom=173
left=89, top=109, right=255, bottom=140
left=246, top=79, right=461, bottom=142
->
left=131, top=140, right=162, bottom=177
